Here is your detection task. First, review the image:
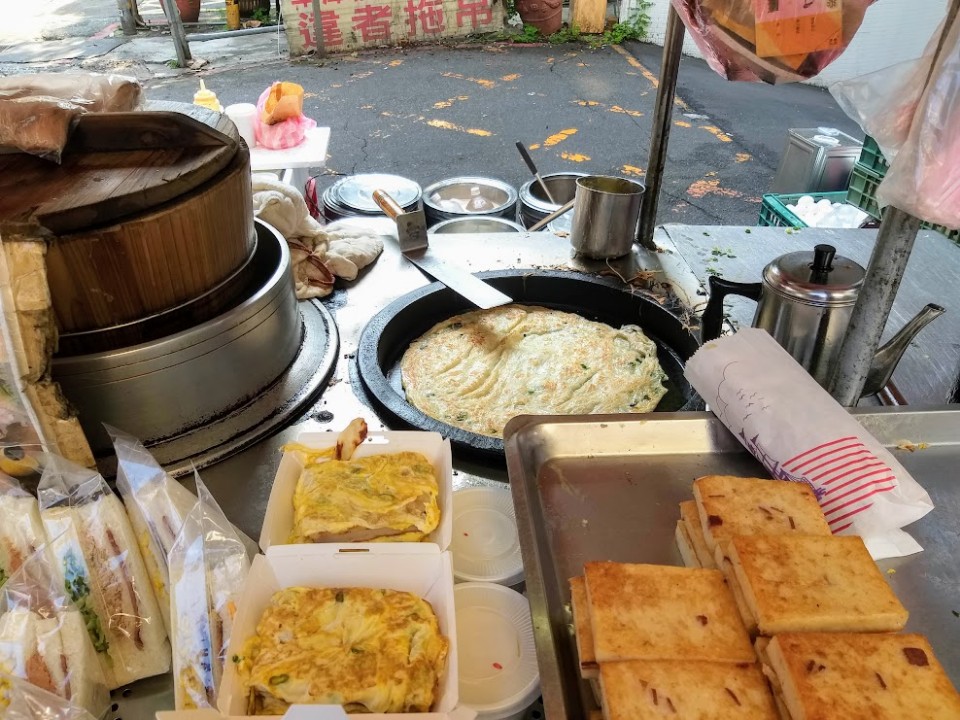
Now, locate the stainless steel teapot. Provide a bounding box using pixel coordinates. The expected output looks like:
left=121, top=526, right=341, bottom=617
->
left=702, top=244, right=944, bottom=397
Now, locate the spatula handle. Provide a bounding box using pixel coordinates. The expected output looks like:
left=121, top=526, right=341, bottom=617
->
left=372, top=189, right=404, bottom=220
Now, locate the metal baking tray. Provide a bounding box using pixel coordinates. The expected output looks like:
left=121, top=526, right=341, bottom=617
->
left=504, top=407, right=960, bottom=720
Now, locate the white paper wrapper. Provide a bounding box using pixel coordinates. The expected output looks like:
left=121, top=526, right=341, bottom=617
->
left=684, top=329, right=934, bottom=559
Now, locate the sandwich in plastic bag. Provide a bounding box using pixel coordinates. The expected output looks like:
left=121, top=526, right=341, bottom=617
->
left=110, top=425, right=202, bottom=637
left=0, top=473, right=47, bottom=588
left=0, top=548, right=109, bottom=717
left=169, top=471, right=250, bottom=709
left=37, top=454, right=170, bottom=689
left=670, top=0, right=876, bottom=84
left=0, top=672, right=98, bottom=720
left=255, top=81, right=315, bottom=150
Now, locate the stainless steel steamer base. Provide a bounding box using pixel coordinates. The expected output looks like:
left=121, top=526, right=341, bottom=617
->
left=504, top=408, right=960, bottom=720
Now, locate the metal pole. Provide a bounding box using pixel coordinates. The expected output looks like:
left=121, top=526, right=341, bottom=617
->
left=636, top=4, right=685, bottom=251
left=311, top=0, right=326, bottom=57
left=828, top=208, right=922, bottom=405
left=159, top=0, right=192, bottom=66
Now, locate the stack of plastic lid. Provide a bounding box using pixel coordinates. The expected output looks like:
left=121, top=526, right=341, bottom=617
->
left=322, top=173, right=422, bottom=221
left=451, top=486, right=524, bottom=587
left=455, top=582, right=540, bottom=720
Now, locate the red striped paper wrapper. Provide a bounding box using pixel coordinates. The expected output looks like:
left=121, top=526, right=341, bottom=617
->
left=685, top=329, right=933, bottom=559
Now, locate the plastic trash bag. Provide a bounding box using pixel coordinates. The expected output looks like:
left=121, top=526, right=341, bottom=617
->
left=37, top=454, right=170, bottom=690
left=0, top=473, right=47, bottom=588
left=0, top=548, right=110, bottom=717
left=0, top=672, right=97, bottom=720
left=671, top=0, right=876, bottom=84
left=169, top=471, right=250, bottom=710
left=255, top=83, right=316, bottom=150
left=0, top=73, right=142, bottom=162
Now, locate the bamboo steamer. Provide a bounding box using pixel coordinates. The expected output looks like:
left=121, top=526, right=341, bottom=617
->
left=0, top=110, right=256, bottom=339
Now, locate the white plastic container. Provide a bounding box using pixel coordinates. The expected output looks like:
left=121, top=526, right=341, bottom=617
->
left=454, top=582, right=539, bottom=720
left=451, top=487, right=523, bottom=586
left=217, top=544, right=461, bottom=719
left=259, top=429, right=454, bottom=552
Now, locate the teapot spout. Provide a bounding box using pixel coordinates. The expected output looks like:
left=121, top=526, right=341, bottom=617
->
left=862, top=303, right=945, bottom=398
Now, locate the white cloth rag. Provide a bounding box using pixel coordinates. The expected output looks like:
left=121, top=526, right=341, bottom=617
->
left=251, top=173, right=384, bottom=299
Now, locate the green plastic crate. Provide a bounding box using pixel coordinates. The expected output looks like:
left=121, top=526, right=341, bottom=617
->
left=758, top=191, right=849, bottom=228
left=845, top=162, right=884, bottom=219
left=858, top=135, right=889, bottom=176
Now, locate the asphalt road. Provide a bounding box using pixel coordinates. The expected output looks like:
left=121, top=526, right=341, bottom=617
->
left=147, top=40, right=863, bottom=225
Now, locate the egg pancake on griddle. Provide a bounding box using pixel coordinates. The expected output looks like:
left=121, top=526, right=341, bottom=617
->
left=400, top=304, right=668, bottom=438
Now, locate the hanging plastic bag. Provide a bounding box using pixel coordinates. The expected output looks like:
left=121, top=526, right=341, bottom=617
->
left=169, top=470, right=250, bottom=710
left=0, top=473, right=47, bottom=588
left=0, top=547, right=110, bottom=718
left=0, top=672, right=98, bottom=720
left=255, top=82, right=316, bottom=150
left=873, top=18, right=960, bottom=228
left=37, top=454, right=170, bottom=690
left=670, top=0, right=876, bottom=84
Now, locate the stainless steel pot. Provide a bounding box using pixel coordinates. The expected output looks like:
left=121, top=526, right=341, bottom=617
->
left=423, top=176, right=518, bottom=226
left=52, top=221, right=301, bottom=453
left=518, top=172, right=587, bottom=228
left=430, top=216, right=525, bottom=234
left=569, top=176, right=644, bottom=259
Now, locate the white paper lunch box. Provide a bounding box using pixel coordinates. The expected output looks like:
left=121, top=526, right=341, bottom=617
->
left=259, top=430, right=453, bottom=552
left=217, top=543, right=461, bottom=719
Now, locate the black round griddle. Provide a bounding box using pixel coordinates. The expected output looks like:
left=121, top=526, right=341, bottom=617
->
left=356, top=270, right=703, bottom=465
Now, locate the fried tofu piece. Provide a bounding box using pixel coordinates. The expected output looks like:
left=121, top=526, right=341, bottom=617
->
left=693, top=476, right=830, bottom=554
left=583, top=562, right=754, bottom=664
left=761, top=633, right=960, bottom=720
left=726, top=534, right=908, bottom=635
left=599, top=659, right=779, bottom=720
left=679, top=500, right=716, bottom=569
left=675, top=521, right=701, bottom=568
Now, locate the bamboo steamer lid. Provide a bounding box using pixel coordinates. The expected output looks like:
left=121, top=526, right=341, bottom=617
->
left=0, top=110, right=256, bottom=336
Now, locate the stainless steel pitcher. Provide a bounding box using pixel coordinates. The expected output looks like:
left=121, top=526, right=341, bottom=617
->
left=701, top=244, right=944, bottom=396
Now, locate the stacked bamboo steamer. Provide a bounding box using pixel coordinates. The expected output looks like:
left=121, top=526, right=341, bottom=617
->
left=0, top=110, right=258, bottom=464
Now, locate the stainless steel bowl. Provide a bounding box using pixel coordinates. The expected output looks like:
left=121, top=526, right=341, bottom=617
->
left=430, top=217, right=526, bottom=234
left=423, top=176, right=518, bottom=225
left=518, top=172, right=588, bottom=228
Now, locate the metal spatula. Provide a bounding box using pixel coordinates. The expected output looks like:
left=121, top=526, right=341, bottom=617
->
left=373, top=189, right=513, bottom=309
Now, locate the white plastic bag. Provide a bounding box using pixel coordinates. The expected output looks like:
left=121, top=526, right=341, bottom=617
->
left=0, top=672, right=97, bottom=720
left=37, top=454, right=170, bottom=689
left=0, top=548, right=109, bottom=717
left=831, top=18, right=960, bottom=228
left=0, top=473, right=47, bottom=588
left=110, top=425, right=200, bottom=637
left=169, top=471, right=250, bottom=710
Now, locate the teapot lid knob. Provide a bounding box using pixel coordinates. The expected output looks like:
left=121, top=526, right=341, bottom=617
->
left=810, top=244, right=836, bottom=283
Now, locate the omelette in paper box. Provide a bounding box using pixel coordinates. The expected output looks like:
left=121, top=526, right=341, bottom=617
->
left=260, top=419, right=453, bottom=551
left=217, top=544, right=460, bottom=718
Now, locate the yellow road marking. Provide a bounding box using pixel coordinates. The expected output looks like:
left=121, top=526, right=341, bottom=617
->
left=610, top=105, right=643, bottom=118
left=561, top=151, right=591, bottom=162
left=352, top=71, right=374, bottom=80
left=544, top=128, right=578, bottom=147
left=501, top=73, right=521, bottom=81
left=433, top=95, right=469, bottom=109
left=426, top=119, right=492, bottom=137
left=360, top=104, right=375, bottom=110
left=442, top=71, right=497, bottom=89
left=700, top=125, right=733, bottom=142
left=674, top=120, right=691, bottom=128
left=622, top=165, right=645, bottom=176
left=610, top=44, right=691, bottom=110
left=529, top=143, right=541, bottom=150
left=735, top=152, right=752, bottom=162
left=575, top=100, right=601, bottom=107
left=388, top=59, right=403, bottom=67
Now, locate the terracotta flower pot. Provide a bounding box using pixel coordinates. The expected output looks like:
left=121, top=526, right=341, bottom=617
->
left=516, top=0, right=563, bottom=36
left=176, top=0, right=201, bottom=23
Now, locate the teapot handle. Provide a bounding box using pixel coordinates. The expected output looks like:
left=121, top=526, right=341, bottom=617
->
left=701, top=276, right=763, bottom=343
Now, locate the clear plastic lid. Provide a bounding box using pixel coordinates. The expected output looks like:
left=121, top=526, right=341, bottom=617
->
left=454, top=582, right=540, bottom=719
left=332, top=173, right=421, bottom=213
left=451, top=487, right=524, bottom=586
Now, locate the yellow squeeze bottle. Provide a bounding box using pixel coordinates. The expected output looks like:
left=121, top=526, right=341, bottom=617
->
left=193, top=80, right=222, bottom=112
